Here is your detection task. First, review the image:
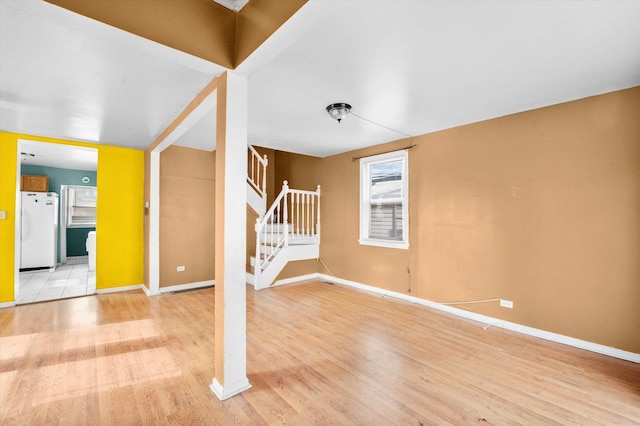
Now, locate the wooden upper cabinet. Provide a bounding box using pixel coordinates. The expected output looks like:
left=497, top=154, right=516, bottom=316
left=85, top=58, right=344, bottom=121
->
left=21, top=175, right=49, bottom=192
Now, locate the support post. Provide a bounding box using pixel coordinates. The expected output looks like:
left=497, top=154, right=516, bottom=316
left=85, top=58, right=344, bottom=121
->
left=210, top=71, right=251, bottom=400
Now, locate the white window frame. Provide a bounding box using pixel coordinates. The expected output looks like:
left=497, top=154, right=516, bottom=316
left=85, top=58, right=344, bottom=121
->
left=65, top=185, right=97, bottom=228
left=359, top=150, right=409, bottom=249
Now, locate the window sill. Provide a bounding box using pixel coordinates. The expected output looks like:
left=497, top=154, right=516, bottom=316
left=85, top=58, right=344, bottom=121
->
left=358, top=239, right=409, bottom=250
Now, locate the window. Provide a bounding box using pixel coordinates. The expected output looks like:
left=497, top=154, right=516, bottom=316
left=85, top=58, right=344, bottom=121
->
left=67, top=186, right=97, bottom=227
left=359, top=150, right=408, bottom=249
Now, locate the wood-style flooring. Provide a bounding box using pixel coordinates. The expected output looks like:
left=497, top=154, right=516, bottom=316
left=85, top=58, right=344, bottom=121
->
left=1, top=281, right=639, bottom=425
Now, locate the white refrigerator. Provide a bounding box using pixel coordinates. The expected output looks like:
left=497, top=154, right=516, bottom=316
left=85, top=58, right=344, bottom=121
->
left=20, top=191, right=58, bottom=270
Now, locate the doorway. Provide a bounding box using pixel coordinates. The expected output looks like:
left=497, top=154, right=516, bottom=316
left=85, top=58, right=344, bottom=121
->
left=15, top=140, right=98, bottom=304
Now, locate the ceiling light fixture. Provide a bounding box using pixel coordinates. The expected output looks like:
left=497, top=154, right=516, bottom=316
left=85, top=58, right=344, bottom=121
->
left=326, top=103, right=351, bottom=123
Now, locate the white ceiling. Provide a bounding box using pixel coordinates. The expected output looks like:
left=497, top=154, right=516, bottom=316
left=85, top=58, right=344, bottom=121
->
left=249, top=0, right=640, bottom=156
left=19, top=140, right=97, bottom=171
left=0, top=0, right=224, bottom=160
left=1, top=0, right=640, bottom=166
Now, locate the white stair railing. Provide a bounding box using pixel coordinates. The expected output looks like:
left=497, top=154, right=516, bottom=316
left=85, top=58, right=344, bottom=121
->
left=247, top=145, right=268, bottom=213
left=254, top=180, right=321, bottom=288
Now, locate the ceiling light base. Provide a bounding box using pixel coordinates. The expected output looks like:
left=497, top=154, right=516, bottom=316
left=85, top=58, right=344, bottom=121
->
left=326, top=103, right=351, bottom=123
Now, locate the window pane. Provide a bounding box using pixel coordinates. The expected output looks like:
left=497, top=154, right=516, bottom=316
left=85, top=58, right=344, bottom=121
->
left=368, top=160, right=404, bottom=240
left=360, top=150, right=408, bottom=249
left=74, top=187, right=97, bottom=206
left=370, top=160, right=403, bottom=201
left=369, top=202, right=403, bottom=240
left=68, top=186, right=97, bottom=227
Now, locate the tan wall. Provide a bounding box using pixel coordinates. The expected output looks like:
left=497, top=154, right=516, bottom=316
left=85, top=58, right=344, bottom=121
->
left=319, top=87, right=640, bottom=353
left=159, top=146, right=215, bottom=287
left=276, top=259, right=320, bottom=281
left=274, top=150, right=321, bottom=192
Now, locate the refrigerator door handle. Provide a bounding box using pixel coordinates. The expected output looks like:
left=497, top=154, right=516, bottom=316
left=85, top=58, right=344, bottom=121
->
left=21, top=208, right=28, bottom=241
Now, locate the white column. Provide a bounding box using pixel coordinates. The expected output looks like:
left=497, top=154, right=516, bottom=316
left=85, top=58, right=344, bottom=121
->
left=148, top=150, right=161, bottom=296
left=210, top=71, right=250, bottom=400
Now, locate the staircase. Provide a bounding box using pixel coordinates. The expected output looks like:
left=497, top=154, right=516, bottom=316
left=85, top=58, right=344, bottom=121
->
left=246, top=147, right=320, bottom=290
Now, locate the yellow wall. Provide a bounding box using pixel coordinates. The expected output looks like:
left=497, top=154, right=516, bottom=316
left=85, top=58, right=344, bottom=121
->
left=0, top=134, right=18, bottom=303
left=0, top=132, right=144, bottom=302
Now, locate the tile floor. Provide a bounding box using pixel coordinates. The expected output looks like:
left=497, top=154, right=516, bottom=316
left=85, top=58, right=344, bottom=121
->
left=17, top=258, right=96, bottom=304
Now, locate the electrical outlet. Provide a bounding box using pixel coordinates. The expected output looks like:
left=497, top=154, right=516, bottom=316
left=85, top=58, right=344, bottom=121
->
left=177, top=266, right=185, bottom=272
left=500, top=299, right=513, bottom=309
left=0, top=210, right=6, bottom=220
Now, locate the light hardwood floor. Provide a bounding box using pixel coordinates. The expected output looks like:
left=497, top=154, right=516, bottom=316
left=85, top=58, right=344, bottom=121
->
left=1, top=281, right=639, bottom=425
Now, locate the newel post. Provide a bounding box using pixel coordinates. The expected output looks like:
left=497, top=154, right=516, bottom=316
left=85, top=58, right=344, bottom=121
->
left=261, top=154, right=268, bottom=195
left=282, top=180, right=289, bottom=246
left=254, top=217, right=262, bottom=285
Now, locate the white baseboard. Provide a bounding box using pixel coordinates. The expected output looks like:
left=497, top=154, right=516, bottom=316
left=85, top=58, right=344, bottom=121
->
left=275, top=273, right=639, bottom=363
left=95, top=284, right=145, bottom=294
left=210, top=377, right=252, bottom=401
left=0, top=301, right=16, bottom=309
left=246, top=272, right=255, bottom=286
left=159, top=280, right=214, bottom=294
left=273, top=273, right=321, bottom=287
left=141, top=285, right=159, bottom=296
left=317, top=274, right=640, bottom=364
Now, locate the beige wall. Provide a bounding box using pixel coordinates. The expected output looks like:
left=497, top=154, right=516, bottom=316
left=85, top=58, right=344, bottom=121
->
left=159, top=146, right=215, bottom=287
left=318, top=87, right=640, bottom=353
left=274, top=150, right=321, bottom=192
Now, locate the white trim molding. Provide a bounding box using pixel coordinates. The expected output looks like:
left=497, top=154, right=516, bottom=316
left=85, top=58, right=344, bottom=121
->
left=159, top=280, right=214, bottom=294
left=274, top=273, right=640, bottom=364
left=142, top=285, right=161, bottom=297
left=359, top=150, right=409, bottom=250
left=96, top=281, right=214, bottom=296
left=210, top=377, right=251, bottom=401
left=95, top=284, right=145, bottom=294
left=273, top=273, right=321, bottom=288
left=0, top=301, right=17, bottom=309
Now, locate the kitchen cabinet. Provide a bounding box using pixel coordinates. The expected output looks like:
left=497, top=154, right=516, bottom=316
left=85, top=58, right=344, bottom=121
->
left=21, top=175, right=49, bottom=192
